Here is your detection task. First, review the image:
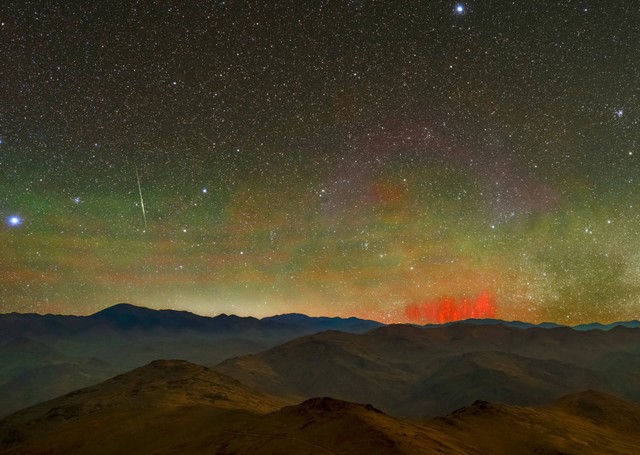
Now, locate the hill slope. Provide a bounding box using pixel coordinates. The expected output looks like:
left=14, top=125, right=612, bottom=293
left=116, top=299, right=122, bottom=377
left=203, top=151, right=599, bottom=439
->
left=216, top=397, right=472, bottom=455
left=0, top=304, right=382, bottom=416
left=1, top=363, right=639, bottom=455
left=215, top=323, right=640, bottom=417
left=432, top=390, right=640, bottom=454
left=0, top=359, right=290, bottom=454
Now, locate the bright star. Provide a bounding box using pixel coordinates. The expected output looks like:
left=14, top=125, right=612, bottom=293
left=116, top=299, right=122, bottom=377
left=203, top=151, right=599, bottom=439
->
left=455, top=4, right=465, bottom=14
left=615, top=108, right=624, bottom=118
left=7, top=215, right=22, bottom=226
left=202, top=188, right=208, bottom=194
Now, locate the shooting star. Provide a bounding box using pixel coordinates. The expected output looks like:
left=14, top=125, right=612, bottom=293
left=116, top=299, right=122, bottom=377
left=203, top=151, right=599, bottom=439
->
left=135, top=166, right=148, bottom=231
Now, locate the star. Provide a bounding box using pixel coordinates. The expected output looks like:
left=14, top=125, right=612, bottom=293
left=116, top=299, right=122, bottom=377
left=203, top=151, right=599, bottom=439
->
left=0, top=0, right=638, bottom=324
left=7, top=215, right=22, bottom=226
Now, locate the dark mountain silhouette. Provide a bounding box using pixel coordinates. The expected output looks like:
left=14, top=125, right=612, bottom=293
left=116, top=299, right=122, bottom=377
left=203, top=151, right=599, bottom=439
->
left=0, top=304, right=382, bottom=342
left=573, top=320, right=640, bottom=330
left=424, top=318, right=640, bottom=331
left=263, top=312, right=383, bottom=333
left=90, top=303, right=280, bottom=334
left=423, top=318, right=565, bottom=330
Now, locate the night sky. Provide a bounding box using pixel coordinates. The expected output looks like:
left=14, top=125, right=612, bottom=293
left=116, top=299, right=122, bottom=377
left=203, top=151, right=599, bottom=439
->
left=1, top=1, right=639, bottom=324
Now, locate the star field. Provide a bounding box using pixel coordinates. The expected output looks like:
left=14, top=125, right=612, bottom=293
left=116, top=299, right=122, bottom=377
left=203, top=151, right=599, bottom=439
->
left=1, top=1, right=639, bottom=323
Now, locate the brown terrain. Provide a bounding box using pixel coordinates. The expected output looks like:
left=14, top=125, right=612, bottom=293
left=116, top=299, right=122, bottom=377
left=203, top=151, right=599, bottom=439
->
left=214, top=323, right=640, bottom=417
left=1, top=359, right=639, bottom=454
left=1, top=310, right=639, bottom=453
left=2, top=306, right=638, bottom=421
left=0, top=360, right=289, bottom=454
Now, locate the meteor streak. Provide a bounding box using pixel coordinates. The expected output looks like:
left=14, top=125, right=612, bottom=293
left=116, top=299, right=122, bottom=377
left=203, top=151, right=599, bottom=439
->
left=135, top=166, right=148, bottom=231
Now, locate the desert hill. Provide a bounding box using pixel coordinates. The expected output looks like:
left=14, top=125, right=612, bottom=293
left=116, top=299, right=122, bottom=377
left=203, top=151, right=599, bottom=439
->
left=431, top=390, right=640, bottom=454
left=217, top=396, right=473, bottom=455
left=0, top=359, right=290, bottom=454
left=1, top=360, right=639, bottom=454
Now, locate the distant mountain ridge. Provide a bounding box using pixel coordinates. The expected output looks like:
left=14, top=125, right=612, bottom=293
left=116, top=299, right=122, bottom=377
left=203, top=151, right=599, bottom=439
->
left=2, top=303, right=637, bottom=334
left=0, top=303, right=384, bottom=341
left=444, top=317, right=640, bottom=331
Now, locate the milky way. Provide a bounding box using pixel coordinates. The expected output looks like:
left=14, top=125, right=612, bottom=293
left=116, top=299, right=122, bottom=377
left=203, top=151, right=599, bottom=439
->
left=1, top=1, right=639, bottom=323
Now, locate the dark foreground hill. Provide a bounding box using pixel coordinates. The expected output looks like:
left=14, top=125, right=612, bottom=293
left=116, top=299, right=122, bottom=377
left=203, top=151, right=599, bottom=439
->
left=1, top=360, right=639, bottom=454
left=214, top=323, right=640, bottom=417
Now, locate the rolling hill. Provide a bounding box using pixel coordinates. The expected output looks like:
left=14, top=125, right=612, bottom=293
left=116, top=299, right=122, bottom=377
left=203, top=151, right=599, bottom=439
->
left=215, top=323, right=640, bottom=417
left=1, top=359, right=639, bottom=454
left=0, top=359, right=289, bottom=454
left=0, top=304, right=382, bottom=417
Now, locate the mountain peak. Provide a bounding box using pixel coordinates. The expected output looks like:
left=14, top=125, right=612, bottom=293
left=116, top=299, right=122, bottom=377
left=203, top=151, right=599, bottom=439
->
left=144, top=358, right=209, bottom=372
left=299, top=397, right=383, bottom=413
left=447, top=399, right=502, bottom=416
left=91, top=303, right=155, bottom=317
left=274, top=397, right=387, bottom=421
left=88, top=304, right=207, bottom=331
